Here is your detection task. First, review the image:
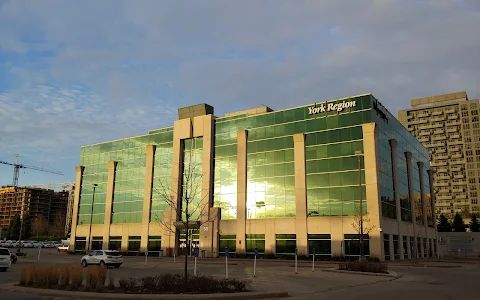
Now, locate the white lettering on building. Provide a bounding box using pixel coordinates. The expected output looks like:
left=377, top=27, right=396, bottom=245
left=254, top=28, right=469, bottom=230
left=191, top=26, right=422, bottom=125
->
left=308, top=100, right=356, bottom=115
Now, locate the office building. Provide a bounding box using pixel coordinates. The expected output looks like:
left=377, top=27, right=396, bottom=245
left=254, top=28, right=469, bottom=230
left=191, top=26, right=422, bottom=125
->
left=398, top=92, right=480, bottom=219
left=71, top=94, right=437, bottom=261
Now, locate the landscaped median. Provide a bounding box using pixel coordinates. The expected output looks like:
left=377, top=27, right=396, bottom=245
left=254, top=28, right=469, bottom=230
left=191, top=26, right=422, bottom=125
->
left=0, top=265, right=288, bottom=299
left=322, top=261, right=401, bottom=278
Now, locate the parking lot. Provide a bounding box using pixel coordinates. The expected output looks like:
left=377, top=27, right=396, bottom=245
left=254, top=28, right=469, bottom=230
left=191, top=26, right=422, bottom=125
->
left=1, top=249, right=480, bottom=300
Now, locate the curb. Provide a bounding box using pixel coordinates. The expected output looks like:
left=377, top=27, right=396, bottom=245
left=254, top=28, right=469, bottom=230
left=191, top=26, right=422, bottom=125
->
left=0, top=283, right=289, bottom=300
left=322, top=268, right=401, bottom=278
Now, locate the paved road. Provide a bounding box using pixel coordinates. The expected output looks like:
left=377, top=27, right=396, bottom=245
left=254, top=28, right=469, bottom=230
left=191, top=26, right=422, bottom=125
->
left=1, top=249, right=479, bottom=299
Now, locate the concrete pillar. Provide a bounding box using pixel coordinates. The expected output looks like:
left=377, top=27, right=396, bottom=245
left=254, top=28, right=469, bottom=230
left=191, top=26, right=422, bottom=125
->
left=70, top=166, right=84, bottom=252
left=389, top=139, right=403, bottom=259
left=406, top=236, right=411, bottom=259
left=405, top=152, right=418, bottom=260
left=102, top=161, right=117, bottom=249
left=417, top=161, right=429, bottom=256
left=361, top=123, right=383, bottom=260
left=389, top=234, right=394, bottom=261
left=195, top=115, right=215, bottom=257
left=293, top=133, right=308, bottom=256
left=140, top=145, right=156, bottom=252
left=427, top=169, right=439, bottom=258
left=236, top=130, right=248, bottom=254
left=170, top=118, right=193, bottom=255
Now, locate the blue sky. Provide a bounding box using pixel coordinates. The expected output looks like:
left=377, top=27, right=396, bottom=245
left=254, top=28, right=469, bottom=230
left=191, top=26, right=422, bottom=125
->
left=1, top=0, right=479, bottom=186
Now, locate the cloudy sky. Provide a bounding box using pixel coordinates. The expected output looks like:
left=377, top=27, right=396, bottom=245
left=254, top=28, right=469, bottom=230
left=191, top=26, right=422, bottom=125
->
left=0, top=0, right=479, bottom=186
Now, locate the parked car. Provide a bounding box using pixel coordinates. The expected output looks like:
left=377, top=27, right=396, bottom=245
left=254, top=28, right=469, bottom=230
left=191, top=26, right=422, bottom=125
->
left=0, top=248, right=12, bottom=272
left=81, top=250, right=123, bottom=268
left=32, top=242, right=43, bottom=248
left=57, top=244, right=69, bottom=252
left=22, top=241, right=33, bottom=248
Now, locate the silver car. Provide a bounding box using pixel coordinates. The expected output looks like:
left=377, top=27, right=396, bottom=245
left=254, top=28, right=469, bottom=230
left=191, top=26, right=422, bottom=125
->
left=0, top=248, right=12, bottom=272
left=81, top=250, right=123, bottom=268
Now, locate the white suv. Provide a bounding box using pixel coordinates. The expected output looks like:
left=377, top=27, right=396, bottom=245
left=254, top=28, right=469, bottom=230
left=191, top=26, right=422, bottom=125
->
left=81, top=250, right=123, bottom=268
left=0, top=248, right=12, bottom=272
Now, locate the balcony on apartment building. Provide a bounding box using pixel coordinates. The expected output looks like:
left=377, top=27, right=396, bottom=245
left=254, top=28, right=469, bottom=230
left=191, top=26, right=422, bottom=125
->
left=409, top=119, right=428, bottom=125
left=448, top=140, right=463, bottom=146
left=407, top=114, right=414, bottom=119
left=445, top=108, right=458, bottom=114
left=436, top=174, right=451, bottom=180
left=446, top=120, right=461, bottom=126
left=431, top=116, right=446, bottom=122
left=432, top=110, right=443, bottom=116
left=432, top=135, right=447, bottom=141
left=451, top=166, right=463, bottom=172
left=418, top=136, right=430, bottom=143
left=452, top=187, right=464, bottom=193
left=418, top=111, right=431, bottom=118
left=447, top=146, right=461, bottom=152
left=434, top=182, right=450, bottom=187
left=437, top=195, right=453, bottom=201
left=418, top=130, right=431, bottom=136
left=433, top=129, right=445, bottom=135
left=431, top=161, right=448, bottom=167
left=450, top=159, right=466, bottom=165
left=435, top=167, right=449, bottom=173
left=453, top=174, right=464, bottom=179
left=451, top=180, right=467, bottom=186
left=449, top=133, right=461, bottom=139
left=435, top=148, right=447, bottom=154
left=450, top=153, right=463, bottom=159
left=434, top=154, right=449, bottom=160
left=446, top=127, right=458, bottom=133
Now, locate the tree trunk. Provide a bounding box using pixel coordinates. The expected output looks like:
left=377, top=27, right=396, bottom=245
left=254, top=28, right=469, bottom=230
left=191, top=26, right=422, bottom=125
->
left=184, top=220, right=189, bottom=282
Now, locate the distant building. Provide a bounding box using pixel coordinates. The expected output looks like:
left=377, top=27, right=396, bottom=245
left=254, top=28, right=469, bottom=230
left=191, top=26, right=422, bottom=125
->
left=398, top=92, right=480, bottom=219
left=0, top=186, right=69, bottom=230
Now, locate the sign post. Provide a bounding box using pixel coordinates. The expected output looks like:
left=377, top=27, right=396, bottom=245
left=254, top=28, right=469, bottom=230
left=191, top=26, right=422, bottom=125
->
left=295, top=248, right=298, bottom=274
left=225, top=247, right=229, bottom=279
left=312, top=248, right=315, bottom=272
left=253, top=248, right=258, bottom=277
left=144, top=251, right=148, bottom=267
left=194, top=247, right=199, bottom=276
left=37, top=245, right=41, bottom=261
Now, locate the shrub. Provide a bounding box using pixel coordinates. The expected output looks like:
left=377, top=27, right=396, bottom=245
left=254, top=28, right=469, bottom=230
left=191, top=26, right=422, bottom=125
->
left=338, top=261, right=388, bottom=274
left=19, top=267, right=27, bottom=286
left=44, top=266, right=59, bottom=288
left=69, top=266, right=84, bottom=290
left=107, top=273, right=116, bottom=291
left=84, top=266, right=107, bottom=291
left=119, top=278, right=138, bottom=292
left=59, top=265, right=70, bottom=288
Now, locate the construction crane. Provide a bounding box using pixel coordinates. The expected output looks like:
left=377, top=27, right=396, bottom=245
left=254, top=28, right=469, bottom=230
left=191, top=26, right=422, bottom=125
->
left=0, top=154, right=63, bottom=253
left=0, top=154, right=64, bottom=186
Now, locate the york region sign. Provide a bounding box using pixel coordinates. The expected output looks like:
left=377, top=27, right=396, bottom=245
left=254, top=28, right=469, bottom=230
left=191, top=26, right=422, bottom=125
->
left=308, top=100, right=357, bottom=115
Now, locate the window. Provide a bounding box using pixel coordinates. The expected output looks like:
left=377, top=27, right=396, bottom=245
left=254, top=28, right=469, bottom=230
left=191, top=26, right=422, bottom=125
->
left=276, top=234, right=297, bottom=257
left=308, top=234, right=332, bottom=257
left=383, top=234, right=391, bottom=260
left=148, top=236, right=161, bottom=254
left=393, top=235, right=400, bottom=259
left=246, top=234, right=265, bottom=255
left=219, top=235, right=236, bottom=256
left=128, top=236, right=141, bottom=253
left=109, top=236, right=122, bottom=251
left=344, top=234, right=370, bottom=259
left=472, top=199, right=478, bottom=205
left=75, top=237, right=87, bottom=252
left=91, top=236, right=103, bottom=251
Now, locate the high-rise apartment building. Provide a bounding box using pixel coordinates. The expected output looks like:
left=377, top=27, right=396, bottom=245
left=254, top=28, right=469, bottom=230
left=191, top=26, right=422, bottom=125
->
left=398, top=92, right=480, bottom=219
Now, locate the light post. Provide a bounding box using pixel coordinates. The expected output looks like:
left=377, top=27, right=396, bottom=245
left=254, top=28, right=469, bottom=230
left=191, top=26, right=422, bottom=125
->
left=86, top=183, right=98, bottom=253
left=355, top=150, right=365, bottom=262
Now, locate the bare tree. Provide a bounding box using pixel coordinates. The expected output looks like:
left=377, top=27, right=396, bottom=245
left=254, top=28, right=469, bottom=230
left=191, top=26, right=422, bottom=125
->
left=32, top=215, right=49, bottom=238
left=351, top=204, right=375, bottom=261
left=49, top=212, right=66, bottom=238
left=153, top=141, right=215, bottom=280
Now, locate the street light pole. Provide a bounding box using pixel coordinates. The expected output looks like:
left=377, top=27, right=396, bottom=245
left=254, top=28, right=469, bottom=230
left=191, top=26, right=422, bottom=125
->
left=86, top=184, right=98, bottom=253
left=355, top=150, right=364, bottom=262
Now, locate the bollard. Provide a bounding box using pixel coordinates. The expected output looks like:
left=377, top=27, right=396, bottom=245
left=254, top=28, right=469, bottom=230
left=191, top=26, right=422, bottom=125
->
left=37, top=246, right=41, bottom=261
left=173, top=252, right=176, bottom=264
left=194, top=248, right=199, bottom=276
left=312, top=248, right=315, bottom=272
left=295, top=248, right=298, bottom=274
left=225, top=247, right=229, bottom=279
left=253, top=248, right=258, bottom=277
left=144, top=251, right=148, bottom=267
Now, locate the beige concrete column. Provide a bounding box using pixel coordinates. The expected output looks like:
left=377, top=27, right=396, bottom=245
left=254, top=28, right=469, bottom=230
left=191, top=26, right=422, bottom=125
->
left=194, top=115, right=215, bottom=257
left=361, top=123, right=383, bottom=260
left=102, top=161, right=117, bottom=249
left=405, top=152, right=418, bottom=260
left=70, top=166, right=84, bottom=252
left=140, top=145, right=156, bottom=252
left=417, top=161, right=429, bottom=256
left=389, top=139, right=403, bottom=259
left=170, top=118, right=193, bottom=255
left=427, top=169, right=439, bottom=258
left=236, top=130, right=247, bottom=255
left=293, top=133, right=308, bottom=256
